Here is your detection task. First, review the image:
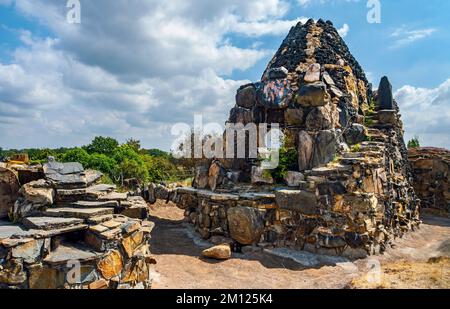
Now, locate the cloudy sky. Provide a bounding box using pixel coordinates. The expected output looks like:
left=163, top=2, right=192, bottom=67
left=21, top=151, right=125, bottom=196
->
left=0, top=0, right=449, bottom=150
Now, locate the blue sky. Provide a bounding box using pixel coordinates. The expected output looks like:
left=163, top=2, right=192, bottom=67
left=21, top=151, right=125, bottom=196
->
left=0, top=0, right=449, bottom=150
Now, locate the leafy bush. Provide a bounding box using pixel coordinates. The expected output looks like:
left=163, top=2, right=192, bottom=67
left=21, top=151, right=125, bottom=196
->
left=408, top=137, right=421, bottom=149
left=271, top=147, right=299, bottom=182
left=85, top=136, right=119, bottom=156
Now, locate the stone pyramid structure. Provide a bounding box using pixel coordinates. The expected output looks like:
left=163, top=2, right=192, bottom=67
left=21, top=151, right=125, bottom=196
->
left=156, top=19, right=421, bottom=259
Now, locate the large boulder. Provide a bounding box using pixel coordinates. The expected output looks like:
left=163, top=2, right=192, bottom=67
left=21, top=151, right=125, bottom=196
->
left=344, top=123, right=367, bottom=145
left=305, top=104, right=338, bottom=131
left=236, top=84, right=256, bottom=109
left=251, top=166, right=274, bottom=185
left=304, top=63, right=321, bottom=83
left=297, top=131, right=314, bottom=171
left=255, top=79, right=292, bottom=109
left=285, top=108, right=304, bottom=126
left=193, top=166, right=209, bottom=189
left=202, top=244, right=231, bottom=260
left=208, top=161, right=226, bottom=191
left=296, top=82, right=329, bottom=107
left=20, top=180, right=54, bottom=206
left=284, top=171, right=305, bottom=187
left=228, top=107, right=253, bottom=125
left=227, top=206, right=264, bottom=245
left=0, top=167, right=20, bottom=218
left=312, top=130, right=339, bottom=167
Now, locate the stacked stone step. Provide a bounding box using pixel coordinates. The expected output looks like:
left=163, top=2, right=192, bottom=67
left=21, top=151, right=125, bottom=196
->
left=0, top=159, right=155, bottom=289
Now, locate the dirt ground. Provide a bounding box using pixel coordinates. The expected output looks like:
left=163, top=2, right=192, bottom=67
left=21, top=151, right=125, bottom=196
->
left=148, top=201, right=450, bottom=289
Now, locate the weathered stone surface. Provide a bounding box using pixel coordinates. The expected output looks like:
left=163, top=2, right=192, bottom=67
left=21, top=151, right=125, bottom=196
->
left=208, top=161, right=226, bottom=191
left=89, top=279, right=109, bottom=289
left=194, top=166, right=209, bottom=189
left=44, top=243, right=100, bottom=265
left=28, top=264, right=65, bottom=289
left=304, top=63, right=321, bottom=83
left=344, top=123, right=367, bottom=145
left=285, top=108, right=304, bottom=126
left=98, top=192, right=128, bottom=202
left=236, top=84, right=256, bottom=109
left=121, top=230, right=144, bottom=258
left=0, top=259, right=27, bottom=286
left=275, top=190, right=319, bottom=215
left=255, top=79, right=292, bottom=109
left=322, top=71, right=335, bottom=86
left=296, top=82, right=329, bottom=107
left=267, top=67, right=288, bottom=80
left=377, top=110, right=397, bottom=125
left=20, top=180, right=54, bottom=206
left=229, top=107, right=253, bottom=124
left=0, top=167, right=19, bottom=218
left=377, top=76, right=393, bottom=110
left=227, top=206, right=264, bottom=245
left=11, top=239, right=44, bottom=264
left=305, top=104, right=337, bottom=131
left=97, top=250, right=123, bottom=279
left=22, top=216, right=84, bottom=230
left=285, top=171, right=305, bottom=187
left=43, top=207, right=114, bottom=219
left=251, top=166, right=274, bottom=185
left=72, top=200, right=119, bottom=208
left=409, top=147, right=450, bottom=214
left=312, top=130, right=339, bottom=167
left=298, top=131, right=314, bottom=171
left=202, top=244, right=231, bottom=260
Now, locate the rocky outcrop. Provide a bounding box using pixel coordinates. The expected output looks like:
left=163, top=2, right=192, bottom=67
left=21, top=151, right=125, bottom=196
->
left=409, top=147, right=450, bottom=215
left=0, top=167, right=19, bottom=219
left=1, top=159, right=155, bottom=289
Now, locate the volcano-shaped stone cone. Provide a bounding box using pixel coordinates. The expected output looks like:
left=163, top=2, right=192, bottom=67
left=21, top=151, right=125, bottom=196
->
left=167, top=19, right=420, bottom=259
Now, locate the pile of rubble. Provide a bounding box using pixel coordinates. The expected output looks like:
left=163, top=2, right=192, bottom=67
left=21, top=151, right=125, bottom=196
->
left=409, top=147, right=450, bottom=215
left=149, top=19, right=421, bottom=259
left=0, top=158, right=155, bottom=289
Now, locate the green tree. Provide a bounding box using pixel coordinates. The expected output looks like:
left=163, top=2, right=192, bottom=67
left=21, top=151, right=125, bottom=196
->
left=85, top=136, right=119, bottom=156
left=112, top=144, right=148, bottom=183
left=408, top=137, right=421, bottom=149
left=87, top=153, right=117, bottom=174
left=126, top=138, right=141, bottom=152
left=61, top=148, right=90, bottom=167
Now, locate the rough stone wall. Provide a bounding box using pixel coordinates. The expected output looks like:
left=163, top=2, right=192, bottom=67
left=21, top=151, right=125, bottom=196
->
left=409, top=147, right=450, bottom=214
left=1, top=160, right=155, bottom=289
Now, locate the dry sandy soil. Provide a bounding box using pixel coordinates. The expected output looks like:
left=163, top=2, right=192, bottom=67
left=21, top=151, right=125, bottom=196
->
left=148, top=201, right=450, bottom=289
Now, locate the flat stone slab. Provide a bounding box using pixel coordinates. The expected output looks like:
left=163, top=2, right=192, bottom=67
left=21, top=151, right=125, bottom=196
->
left=72, top=200, right=119, bottom=208
left=22, top=217, right=84, bottom=230
left=98, top=192, right=128, bottom=202
left=87, top=184, right=116, bottom=193
left=197, top=190, right=240, bottom=201
left=275, top=189, right=319, bottom=215
left=44, top=243, right=101, bottom=265
left=239, top=192, right=276, bottom=201
left=43, top=207, right=114, bottom=219
left=175, top=187, right=198, bottom=194
left=0, top=220, right=26, bottom=240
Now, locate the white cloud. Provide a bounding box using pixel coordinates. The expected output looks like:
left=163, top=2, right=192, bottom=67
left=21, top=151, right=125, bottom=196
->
left=390, top=26, right=436, bottom=48
left=337, top=23, right=350, bottom=38
left=0, top=0, right=300, bottom=150
left=395, top=79, right=450, bottom=149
